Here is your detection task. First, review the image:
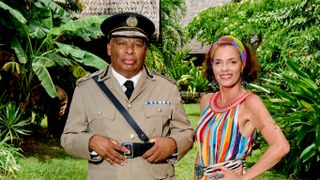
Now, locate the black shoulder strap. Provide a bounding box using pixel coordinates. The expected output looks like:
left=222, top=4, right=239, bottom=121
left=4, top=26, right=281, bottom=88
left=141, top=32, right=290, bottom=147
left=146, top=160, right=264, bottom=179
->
left=92, top=76, right=149, bottom=142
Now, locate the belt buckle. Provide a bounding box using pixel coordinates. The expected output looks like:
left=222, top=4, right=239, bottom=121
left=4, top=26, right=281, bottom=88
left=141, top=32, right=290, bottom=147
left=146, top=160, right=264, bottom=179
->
left=195, top=164, right=204, bottom=177
left=122, top=142, right=134, bottom=158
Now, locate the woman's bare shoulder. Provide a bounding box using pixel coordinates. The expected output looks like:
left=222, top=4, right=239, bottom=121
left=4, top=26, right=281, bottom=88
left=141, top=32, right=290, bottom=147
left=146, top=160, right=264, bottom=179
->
left=243, top=92, right=264, bottom=107
left=242, top=92, right=271, bottom=129
left=200, top=92, right=215, bottom=111
left=200, top=92, right=215, bottom=103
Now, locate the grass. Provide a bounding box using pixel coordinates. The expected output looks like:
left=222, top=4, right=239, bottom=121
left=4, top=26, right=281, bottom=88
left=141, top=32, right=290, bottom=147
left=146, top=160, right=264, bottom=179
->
left=1, top=104, right=289, bottom=179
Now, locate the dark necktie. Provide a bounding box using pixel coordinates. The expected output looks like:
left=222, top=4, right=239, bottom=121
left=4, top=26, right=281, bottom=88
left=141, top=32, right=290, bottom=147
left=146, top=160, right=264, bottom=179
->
left=124, top=80, right=134, bottom=99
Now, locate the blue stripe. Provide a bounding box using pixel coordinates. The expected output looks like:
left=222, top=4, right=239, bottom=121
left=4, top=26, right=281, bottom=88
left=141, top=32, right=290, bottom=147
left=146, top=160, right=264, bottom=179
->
left=145, top=101, right=174, bottom=105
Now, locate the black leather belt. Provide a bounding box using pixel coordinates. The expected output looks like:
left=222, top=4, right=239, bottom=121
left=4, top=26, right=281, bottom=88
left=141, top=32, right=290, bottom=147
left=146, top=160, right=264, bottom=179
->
left=120, top=142, right=155, bottom=158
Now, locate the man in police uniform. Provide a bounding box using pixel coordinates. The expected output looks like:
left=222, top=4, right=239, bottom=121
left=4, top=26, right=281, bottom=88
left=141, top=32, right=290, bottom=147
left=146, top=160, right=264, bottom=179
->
left=61, top=12, right=194, bottom=179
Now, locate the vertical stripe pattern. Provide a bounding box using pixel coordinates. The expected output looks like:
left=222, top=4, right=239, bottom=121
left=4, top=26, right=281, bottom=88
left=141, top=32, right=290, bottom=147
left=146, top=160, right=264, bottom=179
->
left=195, top=92, right=255, bottom=180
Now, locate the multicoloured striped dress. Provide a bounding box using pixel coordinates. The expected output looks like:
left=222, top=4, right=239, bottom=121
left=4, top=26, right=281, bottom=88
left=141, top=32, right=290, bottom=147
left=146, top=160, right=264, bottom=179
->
left=195, top=91, right=256, bottom=179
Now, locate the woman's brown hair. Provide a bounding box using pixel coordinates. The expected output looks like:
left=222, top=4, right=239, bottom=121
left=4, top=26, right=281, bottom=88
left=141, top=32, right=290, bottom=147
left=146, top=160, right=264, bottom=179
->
left=203, top=43, right=261, bottom=84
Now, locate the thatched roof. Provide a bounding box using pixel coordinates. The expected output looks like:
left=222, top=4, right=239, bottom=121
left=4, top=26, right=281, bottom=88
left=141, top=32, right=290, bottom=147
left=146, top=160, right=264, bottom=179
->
left=183, top=0, right=231, bottom=54
left=67, top=0, right=160, bottom=40
left=56, top=0, right=231, bottom=54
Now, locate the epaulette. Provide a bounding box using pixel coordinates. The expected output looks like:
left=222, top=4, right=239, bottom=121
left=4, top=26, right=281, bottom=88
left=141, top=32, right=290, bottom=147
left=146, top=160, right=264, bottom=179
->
left=76, top=70, right=104, bottom=85
left=151, top=71, right=177, bottom=85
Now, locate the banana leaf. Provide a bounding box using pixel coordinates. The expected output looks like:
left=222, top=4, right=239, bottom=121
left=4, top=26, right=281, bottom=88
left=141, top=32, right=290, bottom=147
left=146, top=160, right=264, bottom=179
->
left=37, top=0, right=69, bottom=18
left=50, top=15, right=107, bottom=41
left=9, top=36, right=27, bottom=64
left=28, top=21, right=50, bottom=39
left=72, top=65, right=89, bottom=79
left=55, top=42, right=107, bottom=69
left=47, top=53, right=73, bottom=67
left=32, top=60, right=57, bottom=98
left=33, top=56, right=56, bottom=67
left=0, top=1, right=27, bottom=24
left=1, top=62, right=21, bottom=74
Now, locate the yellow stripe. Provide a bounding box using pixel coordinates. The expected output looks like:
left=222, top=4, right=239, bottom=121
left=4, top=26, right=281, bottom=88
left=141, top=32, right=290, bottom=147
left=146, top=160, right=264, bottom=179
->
left=110, top=26, right=147, bottom=35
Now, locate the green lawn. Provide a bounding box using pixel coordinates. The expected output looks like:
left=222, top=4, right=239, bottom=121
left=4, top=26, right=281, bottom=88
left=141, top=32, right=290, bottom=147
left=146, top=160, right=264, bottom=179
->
left=2, top=104, right=289, bottom=180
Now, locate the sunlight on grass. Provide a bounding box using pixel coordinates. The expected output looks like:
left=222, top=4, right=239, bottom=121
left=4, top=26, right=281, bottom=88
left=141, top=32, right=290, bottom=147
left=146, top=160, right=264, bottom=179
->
left=2, top=156, right=87, bottom=180
left=2, top=103, right=289, bottom=179
left=175, top=103, right=200, bottom=179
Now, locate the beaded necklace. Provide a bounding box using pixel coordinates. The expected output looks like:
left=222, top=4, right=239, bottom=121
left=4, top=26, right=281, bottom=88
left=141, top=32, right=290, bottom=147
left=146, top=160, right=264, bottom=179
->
left=210, top=91, right=252, bottom=113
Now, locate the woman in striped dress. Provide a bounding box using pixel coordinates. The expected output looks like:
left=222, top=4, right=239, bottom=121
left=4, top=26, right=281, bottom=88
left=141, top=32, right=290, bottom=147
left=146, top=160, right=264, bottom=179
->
left=194, top=36, right=289, bottom=180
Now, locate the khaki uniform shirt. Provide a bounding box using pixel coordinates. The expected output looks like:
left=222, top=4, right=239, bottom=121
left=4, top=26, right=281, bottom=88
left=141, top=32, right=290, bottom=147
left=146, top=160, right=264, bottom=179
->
left=61, top=66, right=194, bottom=180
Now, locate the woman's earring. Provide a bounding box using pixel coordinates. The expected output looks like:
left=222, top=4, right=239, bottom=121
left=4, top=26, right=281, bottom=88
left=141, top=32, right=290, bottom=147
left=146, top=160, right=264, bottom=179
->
left=241, top=77, right=248, bottom=87
left=211, top=79, right=218, bottom=88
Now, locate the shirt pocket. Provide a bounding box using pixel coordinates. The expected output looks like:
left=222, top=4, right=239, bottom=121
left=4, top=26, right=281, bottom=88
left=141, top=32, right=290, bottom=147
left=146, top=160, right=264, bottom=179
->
left=144, top=104, right=173, bottom=136
left=87, top=106, right=116, bottom=134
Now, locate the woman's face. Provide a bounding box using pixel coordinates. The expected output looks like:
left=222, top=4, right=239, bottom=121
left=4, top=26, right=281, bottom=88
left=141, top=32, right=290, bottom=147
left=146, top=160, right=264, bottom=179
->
left=212, top=45, right=243, bottom=88
left=107, top=37, right=147, bottom=78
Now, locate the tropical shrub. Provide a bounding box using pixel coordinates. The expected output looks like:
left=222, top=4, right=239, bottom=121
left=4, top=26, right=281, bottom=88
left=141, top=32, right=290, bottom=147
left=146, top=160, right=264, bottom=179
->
left=187, top=1, right=320, bottom=175
left=178, top=61, right=211, bottom=93
left=0, top=0, right=107, bottom=109
left=0, top=102, right=30, bottom=143
left=146, top=48, right=208, bottom=94
left=252, top=61, right=320, bottom=178
left=145, top=44, right=166, bottom=74
left=164, top=50, right=194, bottom=82
left=158, top=0, right=188, bottom=63
left=0, top=138, right=22, bottom=176
left=186, top=0, right=319, bottom=78
left=0, top=0, right=109, bottom=136
left=146, top=0, right=188, bottom=74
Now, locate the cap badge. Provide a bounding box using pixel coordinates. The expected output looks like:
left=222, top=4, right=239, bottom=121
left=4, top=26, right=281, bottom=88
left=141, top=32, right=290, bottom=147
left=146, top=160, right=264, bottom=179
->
left=126, top=16, right=138, bottom=27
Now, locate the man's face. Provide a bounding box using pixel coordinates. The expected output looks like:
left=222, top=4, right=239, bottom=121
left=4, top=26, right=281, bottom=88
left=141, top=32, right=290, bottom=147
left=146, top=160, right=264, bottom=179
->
left=107, top=37, right=147, bottom=78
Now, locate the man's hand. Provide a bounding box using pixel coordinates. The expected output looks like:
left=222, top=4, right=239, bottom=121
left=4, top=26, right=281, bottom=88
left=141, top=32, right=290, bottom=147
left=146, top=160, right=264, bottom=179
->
left=89, top=135, right=130, bottom=165
left=142, top=137, right=177, bottom=163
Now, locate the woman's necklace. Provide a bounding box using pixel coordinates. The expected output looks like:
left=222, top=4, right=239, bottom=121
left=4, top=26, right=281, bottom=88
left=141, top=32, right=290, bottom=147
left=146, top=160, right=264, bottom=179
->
left=210, top=91, right=250, bottom=113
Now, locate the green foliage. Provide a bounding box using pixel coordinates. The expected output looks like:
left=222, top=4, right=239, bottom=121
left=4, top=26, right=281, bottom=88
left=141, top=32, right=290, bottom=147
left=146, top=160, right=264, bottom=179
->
left=145, top=44, right=166, bottom=74
left=164, top=50, right=194, bottom=81
left=0, top=102, right=30, bottom=143
left=0, top=0, right=107, bottom=104
left=186, top=0, right=319, bottom=78
left=178, top=60, right=210, bottom=93
left=0, top=138, right=22, bottom=176
left=146, top=0, right=188, bottom=74
left=253, top=62, right=320, bottom=178
left=187, top=3, right=320, bottom=175
left=0, top=0, right=108, bottom=138
left=160, top=0, right=188, bottom=61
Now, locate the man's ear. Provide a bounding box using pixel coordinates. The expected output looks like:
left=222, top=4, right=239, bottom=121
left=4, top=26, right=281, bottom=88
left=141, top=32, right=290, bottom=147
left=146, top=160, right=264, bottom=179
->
left=143, top=47, right=148, bottom=60
left=107, top=43, right=111, bottom=56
